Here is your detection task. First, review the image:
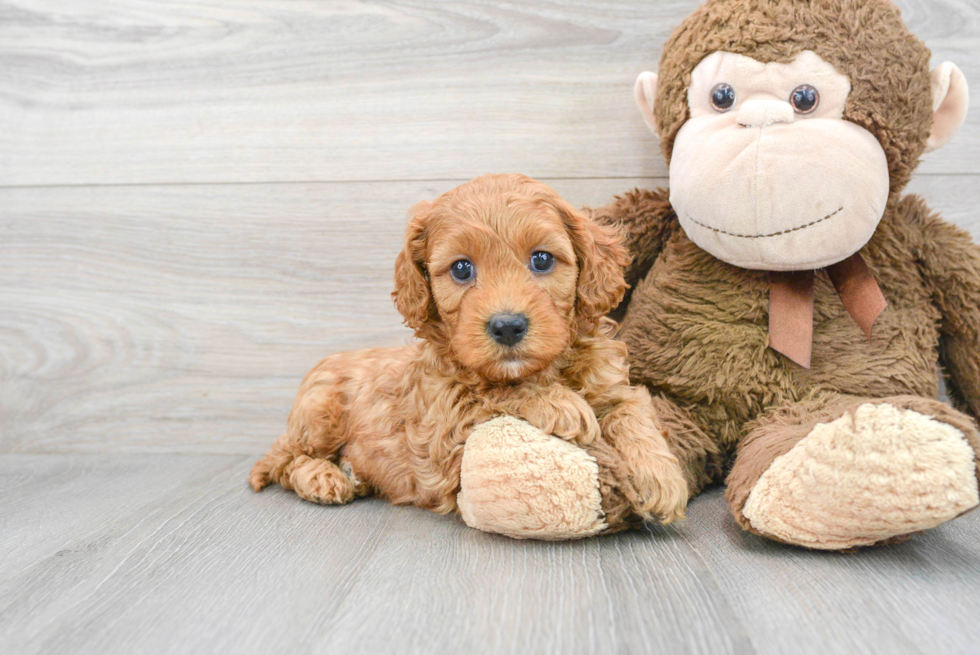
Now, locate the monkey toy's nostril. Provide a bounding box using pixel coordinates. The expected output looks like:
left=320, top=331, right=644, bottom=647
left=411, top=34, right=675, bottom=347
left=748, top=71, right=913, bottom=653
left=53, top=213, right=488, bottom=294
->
left=487, top=314, right=529, bottom=347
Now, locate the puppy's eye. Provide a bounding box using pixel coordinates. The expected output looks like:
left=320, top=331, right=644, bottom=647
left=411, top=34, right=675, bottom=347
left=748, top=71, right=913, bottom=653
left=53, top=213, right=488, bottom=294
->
left=790, top=84, right=819, bottom=114
left=529, top=251, right=555, bottom=273
left=710, top=83, right=736, bottom=112
left=449, top=259, right=474, bottom=282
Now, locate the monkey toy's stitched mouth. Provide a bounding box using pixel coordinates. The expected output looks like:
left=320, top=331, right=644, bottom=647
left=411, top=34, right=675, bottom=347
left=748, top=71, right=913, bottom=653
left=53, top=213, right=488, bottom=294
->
left=685, top=206, right=844, bottom=239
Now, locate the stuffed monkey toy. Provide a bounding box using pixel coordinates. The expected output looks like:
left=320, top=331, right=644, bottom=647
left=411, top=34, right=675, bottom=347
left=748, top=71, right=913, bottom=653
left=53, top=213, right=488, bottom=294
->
left=460, top=0, right=980, bottom=549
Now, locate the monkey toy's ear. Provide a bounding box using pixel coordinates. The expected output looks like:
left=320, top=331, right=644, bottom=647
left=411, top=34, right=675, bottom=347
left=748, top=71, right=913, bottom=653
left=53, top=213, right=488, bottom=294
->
left=925, top=62, right=969, bottom=153
left=634, top=71, right=660, bottom=136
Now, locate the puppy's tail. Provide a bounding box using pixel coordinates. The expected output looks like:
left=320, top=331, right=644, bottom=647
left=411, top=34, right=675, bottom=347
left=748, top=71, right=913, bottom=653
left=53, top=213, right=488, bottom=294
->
left=248, top=435, right=297, bottom=492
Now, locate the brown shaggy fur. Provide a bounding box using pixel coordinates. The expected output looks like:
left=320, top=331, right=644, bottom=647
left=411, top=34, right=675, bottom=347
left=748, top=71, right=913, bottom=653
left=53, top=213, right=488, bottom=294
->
left=591, top=0, right=980, bottom=542
left=250, top=174, right=688, bottom=526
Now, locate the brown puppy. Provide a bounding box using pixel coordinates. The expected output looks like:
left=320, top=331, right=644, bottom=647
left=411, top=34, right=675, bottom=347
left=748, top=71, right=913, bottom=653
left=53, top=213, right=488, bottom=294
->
left=249, top=174, right=687, bottom=526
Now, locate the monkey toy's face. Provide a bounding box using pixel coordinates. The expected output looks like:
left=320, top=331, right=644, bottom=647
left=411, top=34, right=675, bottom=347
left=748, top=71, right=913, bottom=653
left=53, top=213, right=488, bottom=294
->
left=666, top=51, right=889, bottom=271
left=633, top=1, right=969, bottom=274
left=635, top=44, right=967, bottom=272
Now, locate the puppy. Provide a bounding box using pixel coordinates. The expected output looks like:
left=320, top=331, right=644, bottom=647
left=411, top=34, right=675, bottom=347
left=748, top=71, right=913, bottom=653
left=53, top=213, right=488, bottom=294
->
left=250, top=174, right=687, bottom=525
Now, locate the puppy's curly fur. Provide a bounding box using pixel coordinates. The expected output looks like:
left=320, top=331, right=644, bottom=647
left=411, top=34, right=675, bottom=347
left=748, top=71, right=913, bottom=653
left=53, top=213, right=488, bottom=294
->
left=250, top=174, right=688, bottom=525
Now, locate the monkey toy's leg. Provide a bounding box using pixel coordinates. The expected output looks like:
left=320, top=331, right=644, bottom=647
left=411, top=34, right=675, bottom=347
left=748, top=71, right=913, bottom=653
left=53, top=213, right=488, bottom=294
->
left=726, top=394, right=980, bottom=550
left=457, top=416, right=609, bottom=540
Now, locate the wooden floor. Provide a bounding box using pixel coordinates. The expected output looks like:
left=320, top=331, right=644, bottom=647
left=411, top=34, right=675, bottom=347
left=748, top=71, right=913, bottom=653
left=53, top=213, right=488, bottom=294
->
left=3, top=455, right=980, bottom=655
left=2, top=1, right=980, bottom=653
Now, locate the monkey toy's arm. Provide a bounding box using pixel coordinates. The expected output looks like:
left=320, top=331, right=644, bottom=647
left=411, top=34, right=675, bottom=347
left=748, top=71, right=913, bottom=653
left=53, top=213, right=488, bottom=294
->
left=587, top=188, right=678, bottom=313
left=914, top=204, right=980, bottom=421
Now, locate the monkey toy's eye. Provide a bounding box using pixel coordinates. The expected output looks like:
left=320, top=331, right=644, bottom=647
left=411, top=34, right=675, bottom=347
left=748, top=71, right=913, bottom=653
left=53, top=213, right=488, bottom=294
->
left=710, top=83, right=736, bottom=112
left=529, top=251, right=555, bottom=273
left=450, top=258, right=474, bottom=282
left=790, top=84, right=819, bottom=114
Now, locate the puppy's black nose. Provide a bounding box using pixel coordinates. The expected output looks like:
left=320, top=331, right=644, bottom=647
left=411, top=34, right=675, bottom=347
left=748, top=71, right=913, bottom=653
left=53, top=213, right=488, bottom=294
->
left=487, top=314, right=528, bottom=347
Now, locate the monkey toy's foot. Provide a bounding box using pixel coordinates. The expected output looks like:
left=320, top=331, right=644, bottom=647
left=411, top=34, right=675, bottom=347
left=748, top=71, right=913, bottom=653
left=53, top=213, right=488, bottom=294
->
left=728, top=397, right=980, bottom=550
left=457, top=416, right=607, bottom=540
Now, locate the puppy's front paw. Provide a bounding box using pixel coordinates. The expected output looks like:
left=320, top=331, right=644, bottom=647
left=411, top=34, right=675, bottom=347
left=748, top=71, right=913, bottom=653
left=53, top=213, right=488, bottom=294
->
left=596, top=391, right=689, bottom=524
left=628, top=458, right=688, bottom=524
left=521, top=386, right=602, bottom=446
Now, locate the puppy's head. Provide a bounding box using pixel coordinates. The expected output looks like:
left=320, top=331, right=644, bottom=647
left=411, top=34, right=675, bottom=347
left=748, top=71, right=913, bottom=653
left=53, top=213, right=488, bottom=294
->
left=393, top=174, right=628, bottom=382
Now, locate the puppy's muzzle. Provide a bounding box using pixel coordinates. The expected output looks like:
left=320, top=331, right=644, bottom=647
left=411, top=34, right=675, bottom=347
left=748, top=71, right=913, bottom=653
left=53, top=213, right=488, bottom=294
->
left=487, top=313, right=528, bottom=347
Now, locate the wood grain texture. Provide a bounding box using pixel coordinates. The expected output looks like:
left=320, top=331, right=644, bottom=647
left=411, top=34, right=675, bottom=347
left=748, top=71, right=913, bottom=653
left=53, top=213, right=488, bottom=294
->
left=0, top=0, right=977, bottom=186
left=1, top=177, right=652, bottom=453
left=0, top=454, right=398, bottom=655
left=3, top=176, right=976, bottom=454
left=684, top=489, right=980, bottom=655
left=3, top=455, right=978, bottom=655
left=3, top=2, right=980, bottom=653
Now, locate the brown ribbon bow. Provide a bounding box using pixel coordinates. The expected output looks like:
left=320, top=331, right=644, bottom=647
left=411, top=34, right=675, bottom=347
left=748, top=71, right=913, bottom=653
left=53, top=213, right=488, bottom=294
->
left=768, top=252, right=887, bottom=368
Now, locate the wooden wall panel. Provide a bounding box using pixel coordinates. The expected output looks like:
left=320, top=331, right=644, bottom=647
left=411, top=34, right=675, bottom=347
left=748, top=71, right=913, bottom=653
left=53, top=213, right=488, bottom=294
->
left=0, top=0, right=976, bottom=186
left=2, top=176, right=976, bottom=453
left=0, top=178, right=658, bottom=452
left=2, top=0, right=978, bottom=453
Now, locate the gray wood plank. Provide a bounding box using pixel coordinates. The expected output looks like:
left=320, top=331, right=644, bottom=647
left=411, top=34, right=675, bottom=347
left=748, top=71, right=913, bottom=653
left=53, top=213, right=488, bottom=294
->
left=1, top=176, right=976, bottom=454
left=0, top=454, right=402, bottom=655
left=0, top=453, right=246, bottom=573
left=1, top=177, right=652, bottom=454
left=0, top=0, right=976, bottom=186
left=316, top=506, right=753, bottom=655
left=3, top=454, right=979, bottom=655
left=683, top=488, right=980, bottom=655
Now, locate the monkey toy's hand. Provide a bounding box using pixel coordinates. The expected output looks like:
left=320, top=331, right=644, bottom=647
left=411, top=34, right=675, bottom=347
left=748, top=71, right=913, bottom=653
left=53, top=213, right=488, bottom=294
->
left=456, top=416, right=608, bottom=540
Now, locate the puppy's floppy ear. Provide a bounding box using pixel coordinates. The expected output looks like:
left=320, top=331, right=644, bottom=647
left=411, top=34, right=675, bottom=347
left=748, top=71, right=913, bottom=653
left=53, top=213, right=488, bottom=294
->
left=392, top=201, right=437, bottom=332
left=550, top=196, right=630, bottom=324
